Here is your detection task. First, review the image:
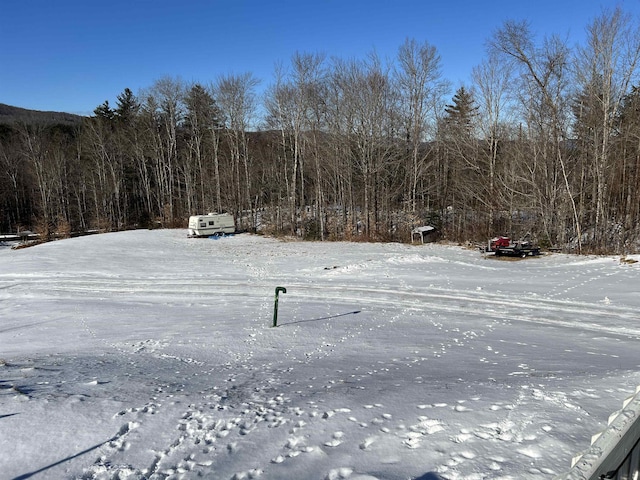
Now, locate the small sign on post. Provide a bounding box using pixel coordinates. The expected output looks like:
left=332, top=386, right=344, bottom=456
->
left=272, top=286, right=287, bottom=327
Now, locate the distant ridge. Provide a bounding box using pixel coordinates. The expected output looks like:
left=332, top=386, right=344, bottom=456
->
left=0, top=103, right=85, bottom=125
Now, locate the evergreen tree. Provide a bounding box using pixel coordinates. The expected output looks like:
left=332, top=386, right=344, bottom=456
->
left=444, top=87, right=478, bottom=134
left=93, top=100, right=114, bottom=120
left=184, top=84, right=222, bottom=130
left=114, top=88, right=140, bottom=124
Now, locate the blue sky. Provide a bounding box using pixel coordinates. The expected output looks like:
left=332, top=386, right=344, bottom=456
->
left=2, top=0, right=640, bottom=115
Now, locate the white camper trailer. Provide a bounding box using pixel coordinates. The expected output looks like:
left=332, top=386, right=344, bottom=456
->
left=188, top=213, right=235, bottom=237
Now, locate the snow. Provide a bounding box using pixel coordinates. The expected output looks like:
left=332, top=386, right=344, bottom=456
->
left=1, top=230, right=639, bottom=480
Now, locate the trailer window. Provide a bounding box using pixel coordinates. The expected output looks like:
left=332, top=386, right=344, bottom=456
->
left=208, top=221, right=215, bottom=225
left=200, top=223, right=206, bottom=228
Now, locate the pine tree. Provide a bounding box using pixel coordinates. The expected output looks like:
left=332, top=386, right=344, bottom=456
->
left=114, top=88, right=140, bottom=124
left=444, top=86, right=478, bottom=135
left=93, top=100, right=114, bottom=120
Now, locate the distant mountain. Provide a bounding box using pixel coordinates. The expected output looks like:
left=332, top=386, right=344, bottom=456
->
left=0, top=103, right=85, bottom=126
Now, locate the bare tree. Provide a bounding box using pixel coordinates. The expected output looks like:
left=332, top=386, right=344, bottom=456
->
left=215, top=72, right=260, bottom=228
left=395, top=38, right=447, bottom=215
left=264, top=52, right=328, bottom=237
left=291, top=52, right=328, bottom=239
left=490, top=21, right=581, bottom=251
left=614, top=86, right=640, bottom=248
left=573, top=6, right=640, bottom=250
left=472, top=53, right=515, bottom=233
left=183, top=83, right=223, bottom=214
left=83, top=105, right=116, bottom=230
left=264, top=63, right=295, bottom=231
left=330, top=54, right=398, bottom=238
left=0, top=134, right=26, bottom=230
left=147, top=77, right=185, bottom=225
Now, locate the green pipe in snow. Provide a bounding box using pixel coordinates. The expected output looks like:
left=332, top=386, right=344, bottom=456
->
left=272, top=286, right=287, bottom=327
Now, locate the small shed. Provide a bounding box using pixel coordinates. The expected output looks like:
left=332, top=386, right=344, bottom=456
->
left=412, top=225, right=436, bottom=244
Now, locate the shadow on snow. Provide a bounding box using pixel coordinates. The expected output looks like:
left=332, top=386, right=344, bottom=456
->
left=279, top=310, right=362, bottom=326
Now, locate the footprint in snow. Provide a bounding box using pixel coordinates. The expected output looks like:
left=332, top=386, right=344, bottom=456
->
left=285, top=435, right=306, bottom=450
left=117, top=421, right=139, bottom=436
left=324, top=438, right=342, bottom=447
left=359, top=436, right=377, bottom=450
left=452, top=431, right=474, bottom=443
left=115, top=401, right=159, bottom=417
left=231, top=468, right=263, bottom=479
left=324, top=431, right=344, bottom=447
left=454, top=405, right=472, bottom=412
left=402, top=432, right=423, bottom=449
left=348, top=416, right=368, bottom=427
left=325, top=467, right=353, bottom=479
left=326, top=467, right=380, bottom=480
left=325, top=468, right=381, bottom=480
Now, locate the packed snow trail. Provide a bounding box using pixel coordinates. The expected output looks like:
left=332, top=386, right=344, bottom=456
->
left=1, top=230, right=639, bottom=479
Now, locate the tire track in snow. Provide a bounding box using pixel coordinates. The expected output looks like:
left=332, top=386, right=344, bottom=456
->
left=6, top=273, right=640, bottom=339
left=7, top=273, right=637, bottom=319
left=277, top=283, right=640, bottom=339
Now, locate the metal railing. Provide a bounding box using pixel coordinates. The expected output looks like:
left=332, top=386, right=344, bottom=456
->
left=603, top=436, right=639, bottom=479
left=555, top=386, right=640, bottom=480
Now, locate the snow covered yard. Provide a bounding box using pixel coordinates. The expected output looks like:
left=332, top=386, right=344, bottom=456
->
left=1, top=230, right=639, bottom=480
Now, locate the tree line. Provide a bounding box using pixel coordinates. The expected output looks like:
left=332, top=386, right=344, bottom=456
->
left=2, top=8, right=640, bottom=253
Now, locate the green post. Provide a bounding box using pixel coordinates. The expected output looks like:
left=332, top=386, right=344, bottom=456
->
left=272, top=286, right=287, bottom=327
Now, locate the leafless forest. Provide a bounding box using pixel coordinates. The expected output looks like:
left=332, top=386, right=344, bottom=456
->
left=3, top=10, right=640, bottom=253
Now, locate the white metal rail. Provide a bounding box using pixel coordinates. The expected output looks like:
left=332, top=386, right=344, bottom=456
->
left=555, top=386, right=640, bottom=480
